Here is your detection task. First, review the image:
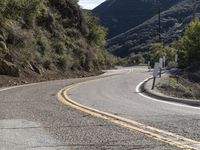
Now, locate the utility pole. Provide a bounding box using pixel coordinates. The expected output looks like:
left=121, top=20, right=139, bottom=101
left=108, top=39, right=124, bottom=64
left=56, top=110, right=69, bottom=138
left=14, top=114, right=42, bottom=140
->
left=192, top=0, right=197, bottom=22
left=156, top=0, right=161, bottom=41
left=158, top=4, right=161, bottom=41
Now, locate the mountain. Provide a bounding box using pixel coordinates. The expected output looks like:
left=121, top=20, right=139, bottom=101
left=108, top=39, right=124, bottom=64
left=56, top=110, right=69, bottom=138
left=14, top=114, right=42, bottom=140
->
left=93, top=0, right=182, bottom=39
left=101, top=0, right=199, bottom=57
left=0, top=0, right=113, bottom=81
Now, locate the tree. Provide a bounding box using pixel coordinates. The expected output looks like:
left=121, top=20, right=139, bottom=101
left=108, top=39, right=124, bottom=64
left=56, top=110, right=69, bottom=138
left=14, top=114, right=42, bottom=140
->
left=128, top=53, right=145, bottom=65
left=0, top=0, right=44, bottom=24
left=149, top=43, right=176, bottom=67
left=83, top=12, right=107, bottom=48
left=180, top=22, right=200, bottom=65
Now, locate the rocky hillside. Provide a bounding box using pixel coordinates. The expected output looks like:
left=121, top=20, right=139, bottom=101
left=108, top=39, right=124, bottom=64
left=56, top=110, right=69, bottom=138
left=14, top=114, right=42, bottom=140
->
left=0, top=0, right=114, bottom=83
left=93, top=0, right=182, bottom=39
left=106, top=0, right=200, bottom=57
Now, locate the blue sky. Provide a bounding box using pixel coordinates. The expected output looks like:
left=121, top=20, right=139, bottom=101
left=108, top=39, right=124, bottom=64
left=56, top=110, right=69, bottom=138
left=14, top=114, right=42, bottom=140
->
left=78, top=0, right=105, bottom=10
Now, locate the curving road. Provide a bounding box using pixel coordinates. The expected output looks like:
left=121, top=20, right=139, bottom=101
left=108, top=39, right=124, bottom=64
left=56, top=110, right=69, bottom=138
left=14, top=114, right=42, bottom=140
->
left=0, top=66, right=199, bottom=149
left=66, top=66, right=200, bottom=149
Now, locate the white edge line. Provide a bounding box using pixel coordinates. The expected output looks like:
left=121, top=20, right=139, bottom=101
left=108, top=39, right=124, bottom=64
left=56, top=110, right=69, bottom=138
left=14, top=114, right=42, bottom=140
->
left=0, top=82, right=40, bottom=92
left=3, top=68, right=200, bottom=111
left=0, top=71, right=122, bottom=92
left=0, top=78, right=71, bottom=92
left=0, top=68, right=146, bottom=92
left=135, top=77, right=200, bottom=111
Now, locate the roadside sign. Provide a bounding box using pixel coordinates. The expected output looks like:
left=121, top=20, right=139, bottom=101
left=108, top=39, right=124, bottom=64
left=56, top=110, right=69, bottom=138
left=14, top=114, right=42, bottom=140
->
left=175, top=54, right=178, bottom=63
left=152, top=62, right=159, bottom=90
left=148, top=61, right=150, bottom=66
left=163, top=56, right=166, bottom=63
left=163, top=56, right=166, bottom=68
left=159, top=58, right=163, bottom=68
left=153, top=62, right=159, bottom=78
left=148, top=61, right=151, bottom=70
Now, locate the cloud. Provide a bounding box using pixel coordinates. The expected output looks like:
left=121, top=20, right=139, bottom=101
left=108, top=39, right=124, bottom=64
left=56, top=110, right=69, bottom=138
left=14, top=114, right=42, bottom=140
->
left=78, top=0, right=105, bottom=9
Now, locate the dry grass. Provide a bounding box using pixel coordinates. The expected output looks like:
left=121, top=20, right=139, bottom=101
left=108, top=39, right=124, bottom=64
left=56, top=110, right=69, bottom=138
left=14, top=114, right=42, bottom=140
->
left=157, top=76, right=200, bottom=100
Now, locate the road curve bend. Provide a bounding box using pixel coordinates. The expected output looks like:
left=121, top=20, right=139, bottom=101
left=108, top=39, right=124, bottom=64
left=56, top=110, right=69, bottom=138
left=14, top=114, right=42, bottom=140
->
left=62, top=66, right=200, bottom=150
left=0, top=66, right=198, bottom=150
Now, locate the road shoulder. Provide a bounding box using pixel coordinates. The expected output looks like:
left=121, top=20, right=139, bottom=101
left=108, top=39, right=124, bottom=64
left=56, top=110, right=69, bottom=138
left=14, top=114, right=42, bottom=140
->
left=140, top=75, right=200, bottom=107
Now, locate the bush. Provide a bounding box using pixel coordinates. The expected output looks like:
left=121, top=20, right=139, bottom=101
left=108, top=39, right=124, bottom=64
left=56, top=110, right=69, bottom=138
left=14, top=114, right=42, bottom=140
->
left=178, top=22, right=200, bottom=67
left=0, top=0, right=114, bottom=75
left=83, top=12, right=107, bottom=48
left=54, top=42, right=66, bottom=55
left=1, top=0, right=44, bottom=24
left=56, top=54, right=74, bottom=70
left=128, top=53, right=145, bottom=65
left=149, top=43, right=176, bottom=67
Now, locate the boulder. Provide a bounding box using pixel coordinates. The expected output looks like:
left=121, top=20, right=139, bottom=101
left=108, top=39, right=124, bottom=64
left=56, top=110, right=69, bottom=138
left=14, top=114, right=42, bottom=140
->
left=0, top=35, right=5, bottom=42
left=0, top=59, right=20, bottom=77
left=29, top=62, right=43, bottom=74
left=0, top=41, right=8, bottom=51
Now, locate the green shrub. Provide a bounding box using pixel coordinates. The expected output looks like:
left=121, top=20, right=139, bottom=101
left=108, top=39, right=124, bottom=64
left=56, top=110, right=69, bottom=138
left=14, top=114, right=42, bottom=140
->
left=178, top=22, right=200, bottom=66
left=55, top=54, right=74, bottom=71
left=149, top=43, right=176, bottom=67
left=128, top=53, right=145, bottom=65
left=83, top=12, right=107, bottom=48
left=54, top=42, right=66, bottom=55
left=1, top=0, right=44, bottom=24
left=37, top=35, right=51, bottom=56
left=0, top=0, right=114, bottom=74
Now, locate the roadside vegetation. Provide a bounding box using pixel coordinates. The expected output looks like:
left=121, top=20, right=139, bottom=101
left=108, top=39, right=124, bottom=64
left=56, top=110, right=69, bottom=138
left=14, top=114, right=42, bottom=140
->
left=157, top=76, right=200, bottom=100
left=148, top=43, right=177, bottom=68
left=151, top=21, right=200, bottom=100
left=0, top=0, right=116, bottom=86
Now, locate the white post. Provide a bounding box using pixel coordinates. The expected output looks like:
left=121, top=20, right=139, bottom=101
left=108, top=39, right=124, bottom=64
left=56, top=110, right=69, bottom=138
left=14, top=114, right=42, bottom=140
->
left=148, top=61, right=151, bottom=71
left=159, top=58, right=163, bottom=77
left=163, top=56, right=166, bottom=69
left=152, top=62, right=159, bottom=89
left=175, top=54, right=178, bottom=68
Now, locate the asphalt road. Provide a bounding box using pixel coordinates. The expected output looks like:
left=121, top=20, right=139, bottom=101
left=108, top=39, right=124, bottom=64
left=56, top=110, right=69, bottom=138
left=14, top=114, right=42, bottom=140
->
left=67, top=66, right=200, bottom=149
left=0, top=66, right=198, bottom=149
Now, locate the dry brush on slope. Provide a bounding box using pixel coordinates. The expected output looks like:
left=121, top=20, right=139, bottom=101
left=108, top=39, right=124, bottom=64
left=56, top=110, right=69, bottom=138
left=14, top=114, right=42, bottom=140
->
left=0, top=0, right=115, bottom=81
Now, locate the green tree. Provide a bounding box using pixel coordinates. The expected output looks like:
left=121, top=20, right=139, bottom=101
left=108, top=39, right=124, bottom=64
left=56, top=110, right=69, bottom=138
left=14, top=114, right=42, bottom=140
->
left=149, top=43, right=176, bottom=67
left=84, top=12, right=107, bottom=48
left=0, top=0, right=44, bottom=24
left=128, top=53, right=145, bottom=65
left=180, top=22, right=200, bottom=66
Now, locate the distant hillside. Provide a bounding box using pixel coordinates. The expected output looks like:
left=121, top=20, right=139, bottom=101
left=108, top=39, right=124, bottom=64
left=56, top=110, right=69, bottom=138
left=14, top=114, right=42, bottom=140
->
left=106, top=0, right=200, bottom=57
left=0, top=0, right=114, bottom=80
left=81, top=9, right=91, bottom=13
left=93, top=0, right=182, bottom=38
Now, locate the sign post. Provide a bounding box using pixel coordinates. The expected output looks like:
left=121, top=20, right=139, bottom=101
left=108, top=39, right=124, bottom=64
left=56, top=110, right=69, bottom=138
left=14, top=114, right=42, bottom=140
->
left=163, top=56, right=166, bottom=69
left=152, top=62, right=159, bottom=90
left=159, top=58, right=163, bottom=78
left=175, top=54, right=178, bottom=67
left=148, top=61, right=151, bottom=71
left=175, top=53, right=179, bottom=82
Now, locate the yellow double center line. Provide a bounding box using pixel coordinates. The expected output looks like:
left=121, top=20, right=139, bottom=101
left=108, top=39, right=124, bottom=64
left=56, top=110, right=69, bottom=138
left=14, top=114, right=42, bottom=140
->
left=57, top=80, right=200, bottom=150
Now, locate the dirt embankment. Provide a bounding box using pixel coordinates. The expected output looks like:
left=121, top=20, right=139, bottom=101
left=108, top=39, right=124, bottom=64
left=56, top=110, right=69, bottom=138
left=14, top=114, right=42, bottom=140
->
left=0, top=70, right=103, bottom=88
left=157, top=66, right=200, bottom=100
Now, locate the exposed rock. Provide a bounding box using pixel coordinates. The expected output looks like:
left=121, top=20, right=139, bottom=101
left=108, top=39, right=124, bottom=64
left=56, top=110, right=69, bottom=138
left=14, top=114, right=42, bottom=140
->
left=0, top=59, right=19, bottom=77
left=0, top=30, right=5, bottom=39
left=0, top=35, right=5, bottom=42
left=29, top=62, right=43, bottom=74
left=4, top=53, right=14, bottom=63
left=0, top=41, right=8, bottom=51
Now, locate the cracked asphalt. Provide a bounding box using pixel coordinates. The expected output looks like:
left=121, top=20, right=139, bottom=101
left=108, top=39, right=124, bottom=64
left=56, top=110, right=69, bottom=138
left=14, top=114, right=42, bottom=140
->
left=0, top=67, right=184, bottom=149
